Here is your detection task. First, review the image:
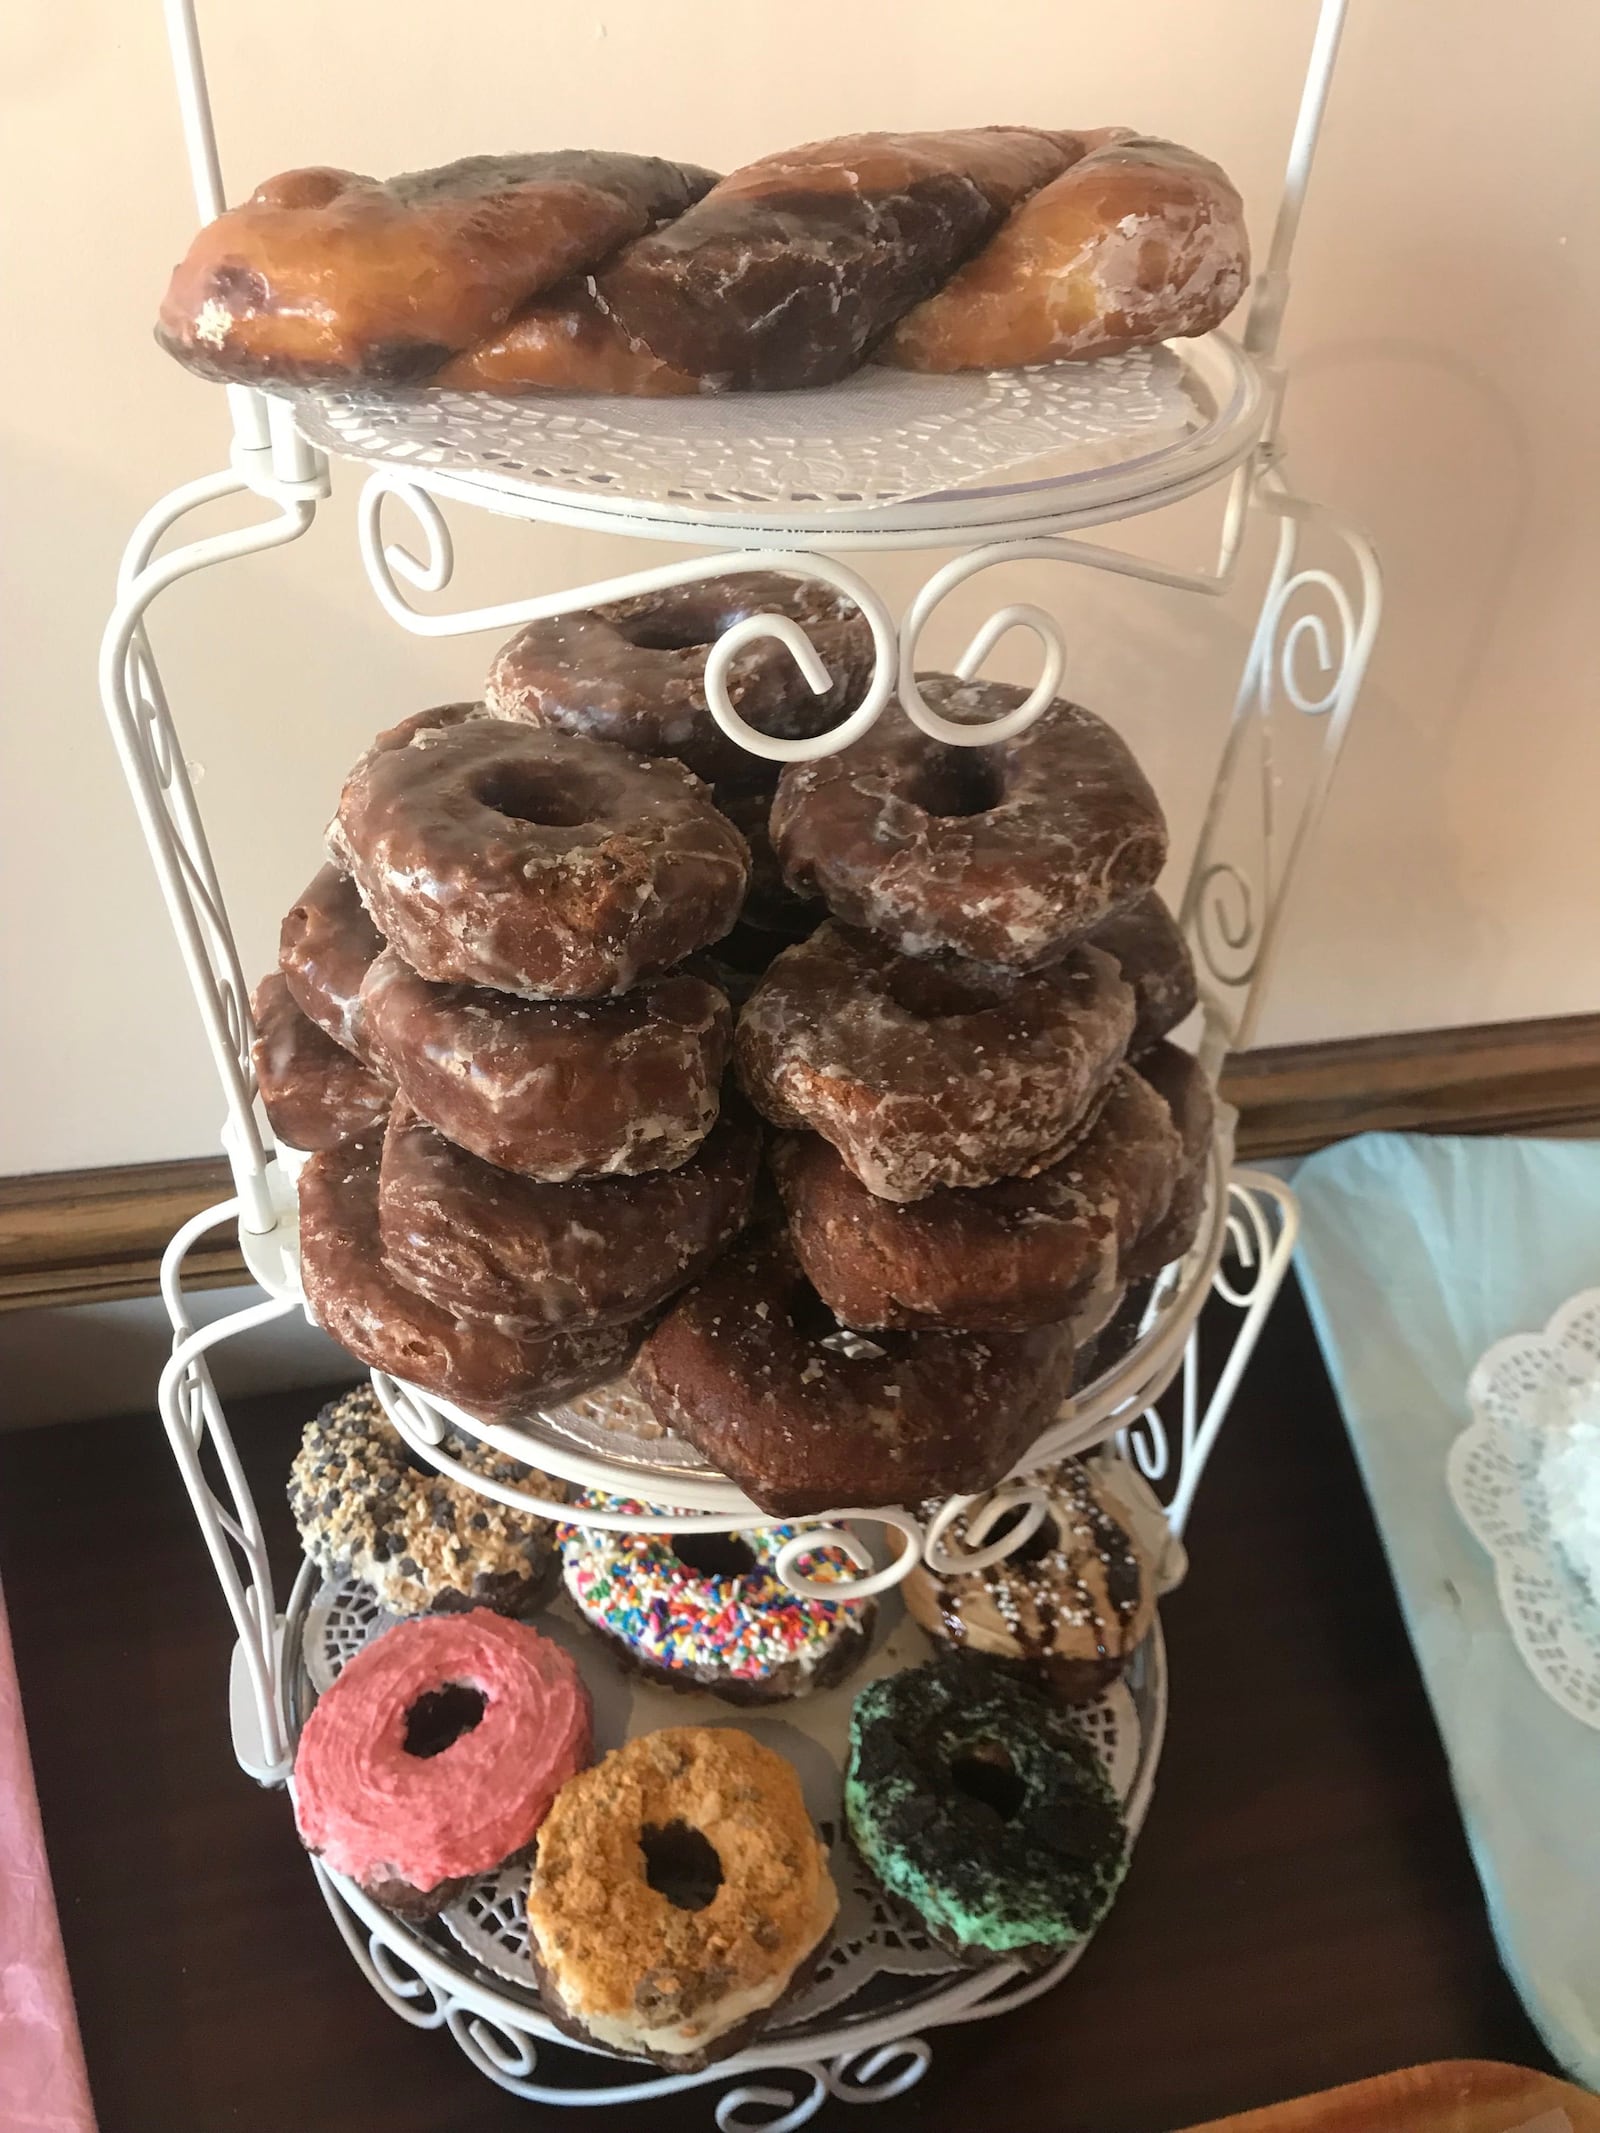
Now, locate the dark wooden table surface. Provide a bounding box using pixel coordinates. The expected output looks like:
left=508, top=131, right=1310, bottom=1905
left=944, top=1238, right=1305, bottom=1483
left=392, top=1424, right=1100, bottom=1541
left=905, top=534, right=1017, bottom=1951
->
left=0, top=1279, right=1553, bottom=2133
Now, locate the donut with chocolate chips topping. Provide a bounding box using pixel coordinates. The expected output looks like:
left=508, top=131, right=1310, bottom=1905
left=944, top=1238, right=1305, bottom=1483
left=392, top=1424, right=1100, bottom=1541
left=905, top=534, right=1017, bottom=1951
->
left=769, top=679, right=1167, bottom=968
left=360, top=947, right=732, bottom=1181
left=632, top=1227, right=1076, bottom=1515
left=289, top=1384, right=567, bottom=1616
left=735, top=923, right=1135, bottom=1202
left=903, top=1455, right=1156, bottom=1700
left=844, top=1649, right=1128, bottom=1966
left=330, top=704, right=749, bottom=1000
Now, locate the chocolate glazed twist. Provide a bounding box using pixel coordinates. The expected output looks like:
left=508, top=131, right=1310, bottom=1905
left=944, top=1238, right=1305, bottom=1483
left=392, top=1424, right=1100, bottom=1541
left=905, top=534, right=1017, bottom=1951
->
left=157, top=129, right=1248, bottom=394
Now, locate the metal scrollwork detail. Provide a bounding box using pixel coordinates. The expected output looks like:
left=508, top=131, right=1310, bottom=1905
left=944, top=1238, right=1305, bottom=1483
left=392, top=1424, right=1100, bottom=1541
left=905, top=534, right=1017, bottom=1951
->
left=715, top=2072, right=829, bottom=2133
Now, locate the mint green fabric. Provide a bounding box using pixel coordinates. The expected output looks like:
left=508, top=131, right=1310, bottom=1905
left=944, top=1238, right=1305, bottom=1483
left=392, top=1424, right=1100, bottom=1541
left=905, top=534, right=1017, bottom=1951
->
left=1295, top=1131, right=1600, bottom=2087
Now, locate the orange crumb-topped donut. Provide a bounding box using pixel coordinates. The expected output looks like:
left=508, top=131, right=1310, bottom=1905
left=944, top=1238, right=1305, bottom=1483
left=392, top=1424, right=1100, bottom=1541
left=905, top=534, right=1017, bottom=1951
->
left=330, top=705, right=749, bottom=1000
left=770, top=680, right=1168, bottom=969
left=526, top=1726, right=836, bottom=2068
left=735, top=924, right=1135, bottom=1202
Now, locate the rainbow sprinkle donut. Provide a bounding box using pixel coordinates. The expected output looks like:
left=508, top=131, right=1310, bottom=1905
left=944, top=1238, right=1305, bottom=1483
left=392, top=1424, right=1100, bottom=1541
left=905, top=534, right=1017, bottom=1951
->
left=560, top=1496, right=875, bottom=1705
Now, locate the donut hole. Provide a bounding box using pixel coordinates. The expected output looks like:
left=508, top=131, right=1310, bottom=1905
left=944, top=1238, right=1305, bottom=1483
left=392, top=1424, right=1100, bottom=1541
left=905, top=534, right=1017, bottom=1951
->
left=906, top=750, right=1006, bottom=822
left=983, top=1505, right=1062, bottom=1567
left=402, top=1681, right=487, bottom=1759
left=640, top=1820, right=724, bottom=1911
left=884, top=960, right=1007, bottom=1021
left=949, top=1742, right=1027, bottom=1824
left=669, top=1532, right=759, bottom=1580
left=476, top=765, right=598, bottom=829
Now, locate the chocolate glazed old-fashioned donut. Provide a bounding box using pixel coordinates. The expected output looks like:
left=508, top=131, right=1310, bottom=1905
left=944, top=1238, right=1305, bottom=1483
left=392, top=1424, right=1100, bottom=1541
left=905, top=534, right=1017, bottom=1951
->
left=279, top=862, right=387, bottom=1062
left=1125, top=1039, right=1215, bottom=1278
left=596, top=128, right=1087, bottom=392
left=736, top=924, right=1135, bottom=1202
left=157, top=151, right=718, bottom=386
left=771, top=680, right=1168, bottom=969
left=330, top=705, right=749, bottom=999
left=487, top=574, right=876, bottom=791
left=251, top=973, right=394, bottom=1151
left=1087, top=892, right=1197, bottom=1055
left=298, top=1130, right=639, bottom=1419
left=360, top=948, right=732, bottom=1180
left=633, top=1228, right=1077, bottom=1516
left=772, top=1066, right=1181, bottom=1333
left=377, top=1099, right=760, bottom=1331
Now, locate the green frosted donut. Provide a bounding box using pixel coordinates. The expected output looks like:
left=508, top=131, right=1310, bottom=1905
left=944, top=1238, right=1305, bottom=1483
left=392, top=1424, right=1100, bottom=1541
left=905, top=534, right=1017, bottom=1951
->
left=844, top=1650, right=1128, bottom=1966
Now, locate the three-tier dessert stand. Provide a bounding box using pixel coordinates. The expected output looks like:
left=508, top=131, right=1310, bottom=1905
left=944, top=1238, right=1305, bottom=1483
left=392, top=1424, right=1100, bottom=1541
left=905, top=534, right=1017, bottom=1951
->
left=100, top=1, right=1379, bottom=2120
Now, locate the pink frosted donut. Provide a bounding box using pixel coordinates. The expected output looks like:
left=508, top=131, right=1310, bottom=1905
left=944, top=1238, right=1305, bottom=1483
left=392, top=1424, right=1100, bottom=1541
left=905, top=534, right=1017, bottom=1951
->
left=293, top=1611, right=590, bottom=1918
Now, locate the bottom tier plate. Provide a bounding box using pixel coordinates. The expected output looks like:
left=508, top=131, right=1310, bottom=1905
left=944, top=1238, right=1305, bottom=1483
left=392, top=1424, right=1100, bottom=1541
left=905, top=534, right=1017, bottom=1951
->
left=283, top=1511, right=1165, bottom=2078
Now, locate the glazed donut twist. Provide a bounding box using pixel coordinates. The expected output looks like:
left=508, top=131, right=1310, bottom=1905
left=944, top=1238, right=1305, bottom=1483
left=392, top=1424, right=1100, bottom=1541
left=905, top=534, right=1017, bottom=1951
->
left=158, top=127, right=1247, bottom=393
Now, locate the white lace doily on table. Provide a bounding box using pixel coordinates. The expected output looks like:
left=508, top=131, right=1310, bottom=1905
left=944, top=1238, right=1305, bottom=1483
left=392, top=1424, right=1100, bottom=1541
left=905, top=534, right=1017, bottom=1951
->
left=273, top=346, right=1204, bottom=516
left=297, top=1573, right=1151, bottom=2033
left=1448, top=1286, right=1600, bottom=1729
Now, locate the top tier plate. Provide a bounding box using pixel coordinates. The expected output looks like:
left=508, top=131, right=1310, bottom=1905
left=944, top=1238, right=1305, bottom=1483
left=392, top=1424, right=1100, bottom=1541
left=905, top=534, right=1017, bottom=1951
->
left=273, top=333, right=1264, bottom=548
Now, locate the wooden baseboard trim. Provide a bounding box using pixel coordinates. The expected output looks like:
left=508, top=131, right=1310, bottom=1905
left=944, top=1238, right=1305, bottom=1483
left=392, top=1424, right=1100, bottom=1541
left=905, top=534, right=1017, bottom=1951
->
left=2, top=1013, right=1596, bottom=1312
left=1223, top=1010, right=1600, bottom=1160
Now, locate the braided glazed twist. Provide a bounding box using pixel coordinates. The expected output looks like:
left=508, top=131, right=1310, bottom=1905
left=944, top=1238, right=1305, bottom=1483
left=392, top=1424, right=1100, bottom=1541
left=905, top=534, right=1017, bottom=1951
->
left=157, top=127, right=1247, bottom=392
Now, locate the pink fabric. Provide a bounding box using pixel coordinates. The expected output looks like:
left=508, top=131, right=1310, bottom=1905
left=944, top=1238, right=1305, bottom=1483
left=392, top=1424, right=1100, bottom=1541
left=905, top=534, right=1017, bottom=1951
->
left=0, top=1583, right=95, bottom=2132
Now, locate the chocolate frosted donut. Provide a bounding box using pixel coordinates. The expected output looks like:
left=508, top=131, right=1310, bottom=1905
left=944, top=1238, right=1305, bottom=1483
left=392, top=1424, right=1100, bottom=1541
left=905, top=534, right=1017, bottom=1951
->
left=251, top=973, right=393, bottom=1151
left=299, top=1131, right=638, bottom=1419
left=1088, top=893, right=1196, bottom=1055
left=634, top=1229, right=1076, bottom=1515
left=771, top=681, right=1167, bottom=968
left=772, top=1066, right=1180, bottom=1333
left=486, top=574, right=876, bottom=791
left=714, top=786, right=823, bottom=937
left=736, top=924, right=1135, bottom=1202
left=279, top=863, right=387, bottom=1062
left=904, top=1455, right=1157, bottom=1700
left=360, top=948, right=730, bottom=1180
left=331, top=705, right=749, bottom=1000
left=378, top=1099, right=759, bottom=1331
left=1127, top=1040, right=1215, bottom=1277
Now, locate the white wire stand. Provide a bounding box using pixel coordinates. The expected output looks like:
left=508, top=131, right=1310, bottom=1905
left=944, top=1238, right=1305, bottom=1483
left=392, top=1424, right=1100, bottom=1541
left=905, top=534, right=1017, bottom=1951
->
left=109, top=0, right=1374, bottom=2112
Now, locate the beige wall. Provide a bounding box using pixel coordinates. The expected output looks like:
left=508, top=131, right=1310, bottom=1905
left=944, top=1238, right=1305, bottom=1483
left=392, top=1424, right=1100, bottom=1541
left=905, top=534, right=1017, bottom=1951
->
left=3, top=0, right=1597, bottom=1175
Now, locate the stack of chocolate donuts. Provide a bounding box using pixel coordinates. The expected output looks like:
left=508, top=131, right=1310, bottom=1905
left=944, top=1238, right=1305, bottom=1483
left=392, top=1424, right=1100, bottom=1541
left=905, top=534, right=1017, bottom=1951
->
left=158, top=126, right=1248, bottom=396
left=633, top=670, right=1215, bottom=1515
left=255, top=568, right=1212, bottom=1511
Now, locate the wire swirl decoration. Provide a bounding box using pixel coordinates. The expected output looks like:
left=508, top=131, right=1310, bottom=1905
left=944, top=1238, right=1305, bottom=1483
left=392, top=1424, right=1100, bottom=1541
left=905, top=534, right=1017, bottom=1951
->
left=715, top=2071, right=828, bottom=2133
left=898, top=540, right=1070, bottom=746
left=922, top=1485, right=1052, bottom=1577
left=827, top=2039, right=933, bottom=2104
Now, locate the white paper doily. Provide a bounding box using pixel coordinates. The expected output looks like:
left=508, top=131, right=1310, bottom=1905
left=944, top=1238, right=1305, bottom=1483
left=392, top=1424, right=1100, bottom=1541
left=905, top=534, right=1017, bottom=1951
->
left=272, top=342, right=1230, bottom=522
left=294, top=1549, right=1156, bottom=2038
left=1448, top=1286, right=1600, bottom=1728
